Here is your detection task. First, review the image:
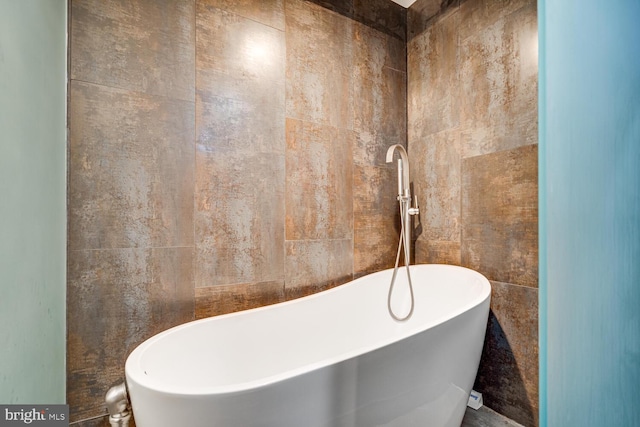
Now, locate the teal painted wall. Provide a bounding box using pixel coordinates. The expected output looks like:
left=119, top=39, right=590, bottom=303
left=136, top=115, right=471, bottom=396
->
left=0, top=0, right=67, bottom=403
left=539, top=0, right=640, bottom=425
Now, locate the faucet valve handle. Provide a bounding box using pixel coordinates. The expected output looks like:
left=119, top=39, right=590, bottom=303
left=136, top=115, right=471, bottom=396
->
left=408, top=196, right=420, bottom=216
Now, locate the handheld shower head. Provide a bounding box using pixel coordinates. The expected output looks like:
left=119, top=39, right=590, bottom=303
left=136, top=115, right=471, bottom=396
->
left=386, top=144, right=410, bottom=198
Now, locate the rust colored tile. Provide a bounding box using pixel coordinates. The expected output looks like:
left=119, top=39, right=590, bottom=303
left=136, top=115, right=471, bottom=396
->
left=353, top=0, right=407, bottom=42
left=197, top=2, right=285, bottom=83
left=68, top=81, right=195, bottom=250
left=195, top=281, right=285, bottom=319
left=354, top=20, right=406, bottom=75
left=474, top=281, right=538, bottom=427
left=459, top=2, right=538, bottom=157
left=285, top=63, right=354, bottom=131
left=354, top=166, right=400, bottom=275
left=353, top=67, right=407, bottom=167
left=304, top=0, right=406, bottom=42
left=195, top=151, right=285, bottom=288
left=352, top=22, right=407, bottom=157
left=458, top=0, right=534, bottom=42
left=196, top=73, right=285, bottom=155
left=285, top=0, right=354, bottom=129
left=70, top=0, right=195, bottom=101
left=411, top=129, right=462, bottom=243
left=285, top=0, right=353, bottom=74
left=285, top=119, right=353, bottom=240
left=415, top=239, right=461, bottom=265
left=461, top=144, right=538, bottom=287
left=284, top=239, right=353, bottom=298
left=200, top=0, right=285, bottom=31
left=407, top=9, right=460, bottom=140
left=67, top=247, right=194, bottom=422
left=408, top=0, right=459, bottom=41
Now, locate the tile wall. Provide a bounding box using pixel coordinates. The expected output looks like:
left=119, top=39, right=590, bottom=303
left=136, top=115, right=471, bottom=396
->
left=67, top=0, right=406, bottom=424
left=407, top=0, right=538, bottom=425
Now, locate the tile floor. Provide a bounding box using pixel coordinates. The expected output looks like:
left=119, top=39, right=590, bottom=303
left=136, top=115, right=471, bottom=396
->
left=461, top=406, right=524, bottom=427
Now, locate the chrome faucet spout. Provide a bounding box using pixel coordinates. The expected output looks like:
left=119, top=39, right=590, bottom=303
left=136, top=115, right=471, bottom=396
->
left=386, top=144, right=411, bottom=198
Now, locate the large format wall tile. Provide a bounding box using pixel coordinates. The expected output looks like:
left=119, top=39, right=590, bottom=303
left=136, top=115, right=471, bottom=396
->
left=285, top=118, right=353, bottom=240
left=201, top=0, right=285, bottom=30
left=196, top=73, right=285, bottom=155
left=285, top=0, right=354, bottom=129
left=68, top=81, right=195, bottom=250
left=353, top=66, right=407, bottom=166
left=461, top=144, right=538, bottom=288
left=195, top=0, right=286, bottom=290
left=408, top=0, right=458, bottom=41
left=197, top=2, right=285, bottom=83
left=195, top=151, right=285, bottom=287
left=285, top=239, right=353, bottom=299
left=475, top=281, right=538, bottom=426
left=458, top=0, right=532, bottom=41
left=70, top=0, right=195, bottom=101
left=407, top=8, right=459, bottom=140
left=195, top=281, right=286, bottom=318
left=412, top=129, right=462, bottom=243
left=459, top=2, right=537, bottom=158
left=67, top=247, right=193, bottom=421
left=305, top=0, right=406, bottom=41
left=415, top=239, right=461, bottom=265
left=354, top=165, right=399, bottom=275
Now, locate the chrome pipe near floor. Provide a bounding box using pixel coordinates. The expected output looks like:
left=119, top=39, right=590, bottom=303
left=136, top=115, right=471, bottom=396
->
left=105, top=382, right=132, bottom=427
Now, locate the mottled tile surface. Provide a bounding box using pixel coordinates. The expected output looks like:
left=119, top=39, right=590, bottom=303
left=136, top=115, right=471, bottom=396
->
left=415, top=239, right=461, bottom=265
left=70, top=0, right=195, bottom=101
left=407, top=9, right=460, bottom=140
left=474, top=281, right=538, bottom=427
left=285, top=239, right=353, bottom=298
left=197, top=2, right=285, bottom=83
left=195, top=281, right=285, bottom=318
left=195, top=151, right=285, bottom=287
left=68, top=81, right=195, bottom=250
left=411, top=129, right=462, bottom=243
left=201, top=0, right=285, bottom=30
left=353, top=65, right=407, bottom=166
left=459, top=1, right=538, bottom=158
left=285, top=119, right=353, bottom=240
left=353, top=0, right=407, bottom=41
left=461, top=144, right=538, bottom=288
left=408, top=0, right=459, bottom=41
left=196, top=74, right=285, bottom=154
left=67, top=247, right=194, bottom=421
left=354, top=166, right=400, bottom=275
left=195, top=0, right=286, bottom=289
left=285, top=0, right=354, bottom=129
left=305, top=0, right=407, bottom=41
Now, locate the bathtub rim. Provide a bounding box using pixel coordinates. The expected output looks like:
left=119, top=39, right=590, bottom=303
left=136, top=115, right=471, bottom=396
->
left=125, top=264, right=491, bottom=396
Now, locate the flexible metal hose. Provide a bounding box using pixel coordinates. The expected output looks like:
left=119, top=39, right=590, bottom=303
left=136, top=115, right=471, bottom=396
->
left=387, top=198, right=415, bottom=321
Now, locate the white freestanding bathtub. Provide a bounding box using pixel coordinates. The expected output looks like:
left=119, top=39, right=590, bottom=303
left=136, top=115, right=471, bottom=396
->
left=125, top=264, right=491, bottom=427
